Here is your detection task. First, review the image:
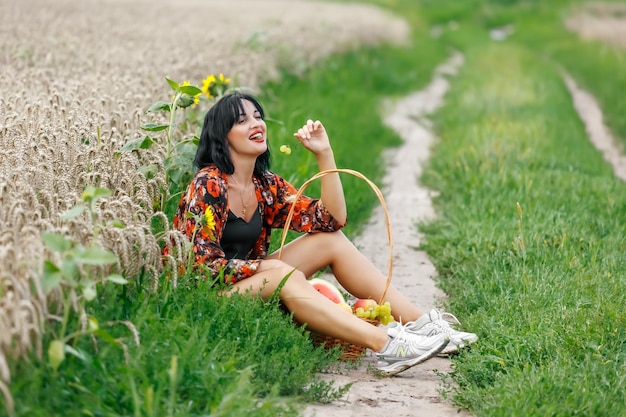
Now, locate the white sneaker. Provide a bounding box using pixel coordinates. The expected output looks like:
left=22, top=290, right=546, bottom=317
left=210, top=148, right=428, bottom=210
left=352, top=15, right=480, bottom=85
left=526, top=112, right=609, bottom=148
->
left=401, top=309, right=478, bottom=355
left=376, top=325, right=449, bottom=376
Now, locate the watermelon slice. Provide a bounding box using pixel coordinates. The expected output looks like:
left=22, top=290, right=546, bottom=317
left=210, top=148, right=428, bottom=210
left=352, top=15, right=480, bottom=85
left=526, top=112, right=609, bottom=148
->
left=308, top=278, right=345, bottom=304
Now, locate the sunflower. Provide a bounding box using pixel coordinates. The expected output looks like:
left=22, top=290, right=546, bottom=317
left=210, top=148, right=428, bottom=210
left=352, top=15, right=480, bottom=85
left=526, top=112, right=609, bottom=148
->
left=202, top=206, right=217, bottom=240
left=201, top=73, right=231, bottom=99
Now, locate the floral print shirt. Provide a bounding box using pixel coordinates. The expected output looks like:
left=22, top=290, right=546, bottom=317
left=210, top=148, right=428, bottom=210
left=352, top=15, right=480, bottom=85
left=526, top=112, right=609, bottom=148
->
left=173, top=164, right=344, bottom=283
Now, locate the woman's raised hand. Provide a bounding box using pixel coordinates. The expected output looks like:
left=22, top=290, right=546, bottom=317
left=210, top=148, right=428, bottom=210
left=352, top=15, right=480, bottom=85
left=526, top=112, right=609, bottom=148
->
left=293, top=119, right=332, bottom=156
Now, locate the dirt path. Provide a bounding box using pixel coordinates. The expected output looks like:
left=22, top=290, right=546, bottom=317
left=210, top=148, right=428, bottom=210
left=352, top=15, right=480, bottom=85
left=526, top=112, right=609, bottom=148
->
left=304, top=52, right=471, bottom=417
left=565, top=2, right=626, bottom=50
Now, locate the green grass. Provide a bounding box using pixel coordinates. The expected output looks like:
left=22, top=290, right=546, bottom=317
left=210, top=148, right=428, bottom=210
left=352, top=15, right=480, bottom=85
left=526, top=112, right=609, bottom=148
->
left=420, top=42, right=626, bottom=415
left=5, top=279, right=345, bottom=417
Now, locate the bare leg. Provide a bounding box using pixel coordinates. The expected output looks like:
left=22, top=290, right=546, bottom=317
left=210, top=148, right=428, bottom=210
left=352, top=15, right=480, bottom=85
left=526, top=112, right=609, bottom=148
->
left=226, top=258, right=389, bottom=352
left=267, top=231, right=424, bottom=323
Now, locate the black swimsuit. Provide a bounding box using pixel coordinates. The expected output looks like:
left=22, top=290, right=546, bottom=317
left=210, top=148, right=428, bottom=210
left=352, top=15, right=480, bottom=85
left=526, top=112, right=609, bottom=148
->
left=221, top=205, right=262, bottom=260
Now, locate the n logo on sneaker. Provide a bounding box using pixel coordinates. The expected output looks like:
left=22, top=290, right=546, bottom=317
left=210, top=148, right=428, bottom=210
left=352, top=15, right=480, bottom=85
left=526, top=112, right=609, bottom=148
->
left=396, top=345, right=409, bottom=358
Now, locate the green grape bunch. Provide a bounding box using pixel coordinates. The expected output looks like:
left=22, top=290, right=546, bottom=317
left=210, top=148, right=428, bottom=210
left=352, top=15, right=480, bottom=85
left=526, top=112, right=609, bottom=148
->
left=353, top=299, right=394, bottom=325
left=374, top=301, right=394, bottom=325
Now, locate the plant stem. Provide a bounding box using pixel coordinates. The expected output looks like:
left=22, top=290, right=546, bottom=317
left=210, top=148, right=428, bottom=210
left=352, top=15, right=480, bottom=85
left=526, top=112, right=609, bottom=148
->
left=161, top=95, right=179, bottom=213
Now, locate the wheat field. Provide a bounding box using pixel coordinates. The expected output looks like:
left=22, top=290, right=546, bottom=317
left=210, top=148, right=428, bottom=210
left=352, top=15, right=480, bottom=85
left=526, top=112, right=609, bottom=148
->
left=0, top=0, right=408, bottom=392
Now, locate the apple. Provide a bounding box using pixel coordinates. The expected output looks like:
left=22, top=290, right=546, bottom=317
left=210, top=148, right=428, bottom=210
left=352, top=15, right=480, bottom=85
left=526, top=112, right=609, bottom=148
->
left=353, top=298, right=378, bottom=312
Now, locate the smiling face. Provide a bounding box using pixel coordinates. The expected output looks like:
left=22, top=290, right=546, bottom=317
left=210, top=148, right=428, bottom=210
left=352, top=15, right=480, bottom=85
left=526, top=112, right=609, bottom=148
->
left=226, top=99, right=267, bottom=160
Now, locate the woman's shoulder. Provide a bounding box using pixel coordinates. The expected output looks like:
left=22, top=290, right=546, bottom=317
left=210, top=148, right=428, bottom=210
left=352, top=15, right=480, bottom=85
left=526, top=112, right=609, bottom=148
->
left=194, top=164, right=227, bottom=184
left=189, top=164, right=228, bottom=200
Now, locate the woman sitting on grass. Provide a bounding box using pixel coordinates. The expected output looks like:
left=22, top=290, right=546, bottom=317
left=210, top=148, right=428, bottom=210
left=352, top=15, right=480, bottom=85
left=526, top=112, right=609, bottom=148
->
left=173, top=91, right=477, bottom=376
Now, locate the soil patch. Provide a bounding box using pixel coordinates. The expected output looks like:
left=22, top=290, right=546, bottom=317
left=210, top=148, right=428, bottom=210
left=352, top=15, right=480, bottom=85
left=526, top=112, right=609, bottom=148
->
left=565, top=2, right=626, bottom=48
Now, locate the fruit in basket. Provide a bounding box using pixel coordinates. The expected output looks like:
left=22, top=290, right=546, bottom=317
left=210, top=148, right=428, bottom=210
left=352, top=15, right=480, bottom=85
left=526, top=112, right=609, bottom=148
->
left=353, top=298, right=378, bottom=320
left=354, top=299, right=395, bottom=325
left=353, top=298, right=378, bottom=313
left=309, top=278, right=345, bottom=304
left=375, top=301, right=394, bottom=325
left=337, top=302, right=353, bottom=314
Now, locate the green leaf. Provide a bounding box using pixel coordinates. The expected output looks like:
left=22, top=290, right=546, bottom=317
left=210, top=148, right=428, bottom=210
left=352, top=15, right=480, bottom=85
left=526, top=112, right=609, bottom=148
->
left=60, top=205, right=85, bottom=221
left=146, top=100, right=171, bottom=113
left=176, top=94, right=195, bottom=108
left=166, top=77, right=180, bottom=92
left=116, top=136, right=155, bottom=154
left=180, top=85, right=202, bottom=96
left=108, top=219, right=126, bottom=228
left=138, top=164, right=159, bottom=179
left=88, top=316, right=99, bottom=332
left=61, top=256, right=79, bottom=283
left=172, top=140, right=198, bottom=157
left=76, top=246, right=118, bottom=265
left=41, top=232, right=73, bottom=252
left=173, top=135, right=200, bottom=149
left=42, top=260, right=63, bottom=292
left=64, top=345, right=88, bottom=361
left=141, top=123, right=169, bottom=132
left=106, top=274, right=128, bottom=285
left=93, top=328, right=121, bottom=346
left=81, top=186, right=112, bottom=203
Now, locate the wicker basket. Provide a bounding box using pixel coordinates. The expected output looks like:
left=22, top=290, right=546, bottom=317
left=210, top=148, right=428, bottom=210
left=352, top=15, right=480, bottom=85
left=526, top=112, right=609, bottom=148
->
left=278, top=168, right=393, bottom=360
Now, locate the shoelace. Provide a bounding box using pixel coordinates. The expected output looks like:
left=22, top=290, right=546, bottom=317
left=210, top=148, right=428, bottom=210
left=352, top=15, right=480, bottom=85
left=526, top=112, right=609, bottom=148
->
left=429, top=311, right=463, bottom=334
left=403, top=310, right=462, bottom=332
left=438, top=311, right=461, bottom=326
left=390, top=321, right=410, bottom=341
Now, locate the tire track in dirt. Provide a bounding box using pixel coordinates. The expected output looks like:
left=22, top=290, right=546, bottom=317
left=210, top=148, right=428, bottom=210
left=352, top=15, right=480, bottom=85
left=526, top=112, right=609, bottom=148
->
left=304, top=52, right=471, bottom=417
left=564, top=74, right=626, bottom=182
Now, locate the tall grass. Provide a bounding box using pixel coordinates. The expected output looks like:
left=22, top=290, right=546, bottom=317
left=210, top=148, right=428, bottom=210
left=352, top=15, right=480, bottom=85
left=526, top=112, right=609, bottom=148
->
left=5, top=279, right=340, bottom=417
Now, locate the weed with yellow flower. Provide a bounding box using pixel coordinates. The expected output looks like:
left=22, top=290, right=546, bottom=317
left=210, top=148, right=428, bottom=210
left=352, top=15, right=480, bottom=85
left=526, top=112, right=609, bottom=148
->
left=117, top=74, right=233, bottom=218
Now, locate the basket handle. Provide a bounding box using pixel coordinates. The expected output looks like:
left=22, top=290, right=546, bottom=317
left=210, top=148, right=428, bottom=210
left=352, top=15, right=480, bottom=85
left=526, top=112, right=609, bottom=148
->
left=277, top=168, right=393, bottom=304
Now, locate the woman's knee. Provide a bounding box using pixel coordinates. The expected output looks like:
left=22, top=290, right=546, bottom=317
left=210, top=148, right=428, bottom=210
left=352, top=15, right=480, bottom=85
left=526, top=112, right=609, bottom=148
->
left=275, top=263, right=306, bottom=285
left=258, top=259, right=306, bottom=288
left=268, top=263, right=309, bottom=296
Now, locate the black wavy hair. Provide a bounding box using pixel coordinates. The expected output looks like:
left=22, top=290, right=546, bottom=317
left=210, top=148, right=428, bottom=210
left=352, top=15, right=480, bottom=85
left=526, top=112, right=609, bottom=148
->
left=193, top=92, right=271, bottom=177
